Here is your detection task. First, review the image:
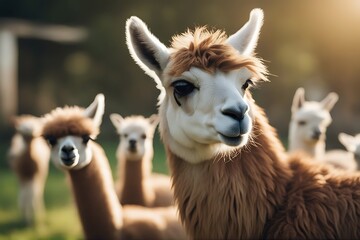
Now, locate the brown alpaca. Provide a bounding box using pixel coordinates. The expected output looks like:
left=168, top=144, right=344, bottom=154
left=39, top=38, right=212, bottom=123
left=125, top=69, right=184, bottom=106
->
left=7, top=115, right=50, bottom=225
left=41, top=94, right=185, bottom=240
left=126, top=9, right=360, bottom=239
left=110, top=113, right=173, bottom=207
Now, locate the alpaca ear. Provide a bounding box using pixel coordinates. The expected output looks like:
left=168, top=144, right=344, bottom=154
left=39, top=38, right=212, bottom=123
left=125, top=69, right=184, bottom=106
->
left=226, top=8, right=264, bottom=56
left=338, top=133, right=356, bottom=152
left=109, top=113, right=124, bottom=129
left=291, top=88, right=305, bottom=113
left=321, top=92, right=338, bottom=111
left=148, top=114, right=160, bottom=127
left=84, top=93, right=105, bottom=128
left=126, top=16, right=170, bottom=80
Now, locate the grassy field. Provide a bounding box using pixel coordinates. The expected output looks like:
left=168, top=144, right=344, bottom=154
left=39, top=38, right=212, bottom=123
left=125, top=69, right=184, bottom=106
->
left=0, top=136, right=168, bottom=239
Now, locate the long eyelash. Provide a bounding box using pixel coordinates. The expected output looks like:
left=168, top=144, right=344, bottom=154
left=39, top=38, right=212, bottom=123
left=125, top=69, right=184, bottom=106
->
left=82, top=135, right=94, bottom=144
left=174, top=91, right=182, bottom=106
left=242, top=79, right=254, bottom=90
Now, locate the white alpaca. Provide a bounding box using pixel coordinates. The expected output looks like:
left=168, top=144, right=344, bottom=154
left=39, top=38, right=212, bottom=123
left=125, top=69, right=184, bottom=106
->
left=324, top=133, right=360, bottom=171
left=126, top=9, right=360, bottom=239
left=288, top=87, right=338, bottom=160
left=7, top=115, right=50, bottom=225
left=42, top=94, right=185, bottom=240
left=110, top=114, right=173, bottom=207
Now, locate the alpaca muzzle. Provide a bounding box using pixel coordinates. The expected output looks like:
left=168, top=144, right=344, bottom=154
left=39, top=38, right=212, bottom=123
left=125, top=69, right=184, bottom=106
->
left=60, top=145, right=77, bottom=166
left=128, top=139, right=137, bottom=152
left=311, top=129, right=322, bottom=140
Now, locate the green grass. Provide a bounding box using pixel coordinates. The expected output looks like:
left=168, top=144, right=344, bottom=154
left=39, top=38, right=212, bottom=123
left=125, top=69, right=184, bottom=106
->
left=0, top=137, right=168, bottom=239
left=0, top=169, right=82, bottom=240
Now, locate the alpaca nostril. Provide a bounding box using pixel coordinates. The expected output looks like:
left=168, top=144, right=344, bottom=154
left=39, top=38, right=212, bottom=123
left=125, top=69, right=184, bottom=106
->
left=129, top=139, right=137, bottom=150
left=60, top=145, right=76, bottom=165
left=312, top=129, right=322, bottom=140
left=62, top=145, right=75, bottom=154
left=222, top=104, right=248, bottom=121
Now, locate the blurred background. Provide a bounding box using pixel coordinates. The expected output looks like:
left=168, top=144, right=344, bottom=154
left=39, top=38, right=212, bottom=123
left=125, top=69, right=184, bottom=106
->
left=0, top=0, right=359, bottom=238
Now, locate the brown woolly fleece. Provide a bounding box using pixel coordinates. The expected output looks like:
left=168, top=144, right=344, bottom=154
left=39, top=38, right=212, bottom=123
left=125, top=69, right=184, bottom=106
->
left=166, top=102, right=360, bottom=239
left=265, top=154, right=360, bottom=239
left=8, top=115, right=49, bottom=182
left=118, top=155, right=173, bottom=208
left=119, top=158, right=153, bottom=206
left=122, top=205, right=186, bottom=240
left=9, top=134, right=49, bottom=182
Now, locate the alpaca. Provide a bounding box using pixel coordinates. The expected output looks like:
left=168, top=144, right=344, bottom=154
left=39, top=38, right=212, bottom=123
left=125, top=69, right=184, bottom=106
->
left=41, top=94, right=185, bottom=240
left=126, top=9, right=360, bottom=239
left=324, top=132, right=360, bottom=171
left=7, top=114, right=50, bottom=225
left=110, top=113, right=173, bottom=207
left=288, top=87, right=338, bottom=160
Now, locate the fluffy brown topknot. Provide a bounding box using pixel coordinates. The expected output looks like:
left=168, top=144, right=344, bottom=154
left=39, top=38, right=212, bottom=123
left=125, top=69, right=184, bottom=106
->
left=41, top=106, right=99, bottom=139
left=168, top=27, right=268, bottom=81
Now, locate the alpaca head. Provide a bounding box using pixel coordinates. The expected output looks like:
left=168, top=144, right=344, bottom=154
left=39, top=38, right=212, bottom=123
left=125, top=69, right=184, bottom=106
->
left=110, top=114, right=159, bottom=160
left=41, top=94, right=105, bottom=170
left=289, top=88, right=338, bottom=146
left=126, top=9, right=268, bottom=163
left=12, top=115, right=44, bottom=140
left=339, top=133, right=360, bottom=163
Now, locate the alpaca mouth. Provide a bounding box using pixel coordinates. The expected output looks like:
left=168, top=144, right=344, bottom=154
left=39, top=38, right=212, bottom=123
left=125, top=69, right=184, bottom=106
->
left=219, top=133, right=244, bottom=146
left=128, top=146, right=137, bottom=153
left=311, top=135, right=321, bottom=141
left=61, top=157, right=76, bottom=166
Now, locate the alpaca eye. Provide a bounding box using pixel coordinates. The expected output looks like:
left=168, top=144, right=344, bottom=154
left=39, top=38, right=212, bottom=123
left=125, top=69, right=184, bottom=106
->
left=123, top=133, right=128, bottom=138
left=45, top=135, right=57, bottom=147
left=141, top=134, right=146, bottom=139
left=82, top=135, right=92, bottom=144
left=172, top=80, right=197, bottom=106
left=298, top=120, right=307, bottom=126
left=242, top=79, right=253, bottom=91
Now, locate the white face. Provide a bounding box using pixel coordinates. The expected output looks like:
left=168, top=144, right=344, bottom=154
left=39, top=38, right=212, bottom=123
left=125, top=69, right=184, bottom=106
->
left=290, top=102, right=332, bottom=144
left=48, top=135, right=93, bottom=170
left=118, top=120, right=155, bottom=160
left=43, top=93, right=105, bottom=171
left=160, top=67, right=254, bottom=162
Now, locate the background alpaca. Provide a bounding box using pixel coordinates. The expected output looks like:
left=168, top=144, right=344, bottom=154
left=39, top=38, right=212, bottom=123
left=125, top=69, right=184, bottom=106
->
left=126, top=9, right=360, bottom=239
left=110, top=113, right=173, bottom=207
left=324, top=132, right=360, bottom=171
left=7, top=115, right=50, bottom=225
left=42, top=94, right=185, bottom=240
left=288, top=87, right=338, bottom=160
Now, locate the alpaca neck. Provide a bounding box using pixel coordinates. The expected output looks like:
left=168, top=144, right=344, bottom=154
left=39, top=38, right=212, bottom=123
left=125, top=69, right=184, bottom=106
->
left=118, top=149, right=155, bottom=206
left=68, top=142, right=123, bottom=240
left=165, top=104, right=292, bottom=239
left=313, top=141, right=325, bottom=159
